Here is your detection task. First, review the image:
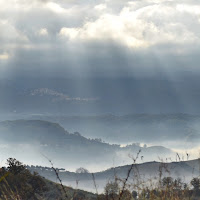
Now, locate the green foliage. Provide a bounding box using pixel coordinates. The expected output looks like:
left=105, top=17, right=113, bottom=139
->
left=162, top=177, right=173, bottom=188
left=2, top=157, right=200, bottom=200
left=120, top=190, right=133, bottom=200
left=104, top=181, right=119, bottom=199
left=7, top=158, right=26, bottom=175
left=0, top=158, right=47, bottom=200
left=0, top=158, right=97, bottom=200
left=191, top=178, right=200, bottom=191
left=101, top=176, right=200, bottom=200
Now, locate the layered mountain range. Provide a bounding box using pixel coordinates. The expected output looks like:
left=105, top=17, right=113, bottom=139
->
left=0, top=120, right=173, bottom=171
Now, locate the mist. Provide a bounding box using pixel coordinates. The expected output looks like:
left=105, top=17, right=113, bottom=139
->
left=1, top=0, right=200, bottom=194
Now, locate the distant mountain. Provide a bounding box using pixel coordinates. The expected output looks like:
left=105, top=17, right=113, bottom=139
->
left=2, top=77, right=200, bottom=114
left=30, top=88, right=98, bottom=102
left=0, top=83, right=99, bottom=114
left=0, top=120, right=67, bottom=143
left=0, top=120, right=173, bottom=171
left=27, top=113, right=200, bottom=148
left=27, top=159, right=200, bottom=193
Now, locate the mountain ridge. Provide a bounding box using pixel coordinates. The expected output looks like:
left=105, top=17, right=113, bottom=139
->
left=0, top=119, right=173, bottom=171
left=27, top=158, right=200, bottom=193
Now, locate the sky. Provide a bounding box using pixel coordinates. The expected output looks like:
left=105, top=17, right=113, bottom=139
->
left=1, top=0, right=200, bottom=168
left=0, top=0, right=200, bottom=79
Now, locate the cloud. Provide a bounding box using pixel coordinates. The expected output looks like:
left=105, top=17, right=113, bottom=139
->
left=59, top=2, right=200, bottom=49
left=0, top=52, right=9, bottom=60
left=176, top=4, right=200, bottom=15
left=45, top=2, right=69, bottom=14
left=38, top=28, right=48, bottom=36
left=59, top=13, right=150, bottom=48
left=0, top=19, right=28, bottom=45
left=0, top=0, right=200, bottom=78
left=94, top=4, right=107, bottom=11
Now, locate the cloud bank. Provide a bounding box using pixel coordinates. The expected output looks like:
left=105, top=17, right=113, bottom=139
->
left=0, top=0, right=200, bottom=78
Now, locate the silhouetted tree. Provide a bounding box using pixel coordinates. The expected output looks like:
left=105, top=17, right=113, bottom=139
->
left=76, top=167, right=89, bottom=173
left=104, top=181, right=119, bottom=199
left=7, top=158, right=25, bottom=175
left=191, top=178, right=200, bottom=191
left=132, top=190, right=137, bottom=199
left=162, top=177, right=173, bottom=188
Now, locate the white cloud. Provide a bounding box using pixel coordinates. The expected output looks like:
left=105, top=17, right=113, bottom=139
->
left=0, top=20, right=29, bottom=45
left=94, top=4, right=107, bottom=11
left=38, top=28, right=48, bottom=36
left=176, top=4, right=200, bottom=15
left=59, top=13, right=150, bottom=48
left=0, top=52, right=9, bottom=60
left=59, top=27, right=79, bottom=40
left=46, top=2, right=66, bottom=13
left=59, top=2, right=200, bottom=49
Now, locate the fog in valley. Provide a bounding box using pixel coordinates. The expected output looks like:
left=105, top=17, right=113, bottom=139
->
left=1, top=0, right=200, bottom=194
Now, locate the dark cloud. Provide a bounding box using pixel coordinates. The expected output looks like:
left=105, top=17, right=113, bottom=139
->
left=0, top=0, right=199, bottom=79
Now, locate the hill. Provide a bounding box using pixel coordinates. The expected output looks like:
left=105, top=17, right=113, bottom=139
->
left=27, top=113, right=200, bottom=148
left=0, top=158, right=96, bottom=200
left=27, top=159, right=200, bottom=193
left=0, top=120, right=173, bottom=171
